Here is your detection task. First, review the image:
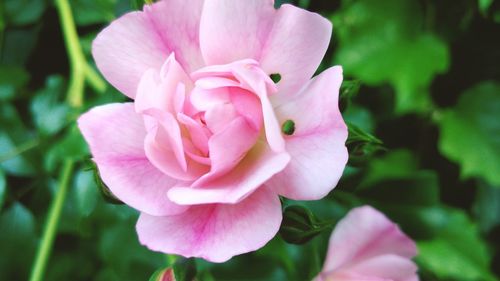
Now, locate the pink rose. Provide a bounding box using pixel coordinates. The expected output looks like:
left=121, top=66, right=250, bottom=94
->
left=78, top=0, right=347, bottom=262
left=314, top=206, right=419, bottom=281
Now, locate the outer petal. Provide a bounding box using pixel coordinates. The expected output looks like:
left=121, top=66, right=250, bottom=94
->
left=261, top=4, right=333, bottom=101
left=167, top=141, right=290, bottom=205
left=267, top=66, right=347, bottom=200
left=77, top=103, right=186, bottom=216
left=92, top=0, right=204, bottom=98
left=322, top=206, right=418, bottom=273
left=343, top=254, right=418, bottom=281
left=136, top=187, right=282, bottom=262
left=315, top=272, right=389, bottom=281
left=199, top=0, right=275, bottom=64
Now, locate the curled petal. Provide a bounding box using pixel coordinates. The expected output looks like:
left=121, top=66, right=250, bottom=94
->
left=77, top=103, right=186, bottom=216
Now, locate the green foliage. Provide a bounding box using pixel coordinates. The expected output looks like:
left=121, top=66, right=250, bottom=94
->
left=473, top=182, right=500, bottom=233
left=4, top=0, right=46, bottom=26
left=72, top=0, right=116, bottom=26
left=30, top=76, right=71, bottom=136
left=0, top=203, right=37, bottom=280
left=332, top=0, right=449, bottom=113
left=0, top=65, right=29, bottom=101
left=437, top=82, right=500, bottom=186
left=0, top=103, right=37, bottom=176
left=417, top=208, right=497, bottom=281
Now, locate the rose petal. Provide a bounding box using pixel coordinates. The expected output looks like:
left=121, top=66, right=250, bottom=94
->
left=200, top=117, right=259, bottom=180
left=230, top=88, right=263, bottom=131
left=177, top=113, right=210, bottom=155
left=190, top=87, right=231, bottom=112
left=267, top=66, right=348, bottom=200
left=200, top=0, right=275, bottom=65
left=143, top=109, right=209, bottom=182
left=168, top=140, right=290, bottom=205
left=314, top=272, right=389, bottom=281
left=204, top=103, right=239, bottom=134
left=342, top=254, right=418, bottom=281
left=322, top=206, right=418, bottom=273
left=144, top=0, right=205, bottom=71
left=135, top=54, right=192, bottom=114
left=92, top=0, right=204, bottom=98
left=77, top=103, right=186, bottom=216
left=136, top=186, right=282, bottom=262
left=261, top=4, right=332, bottom=102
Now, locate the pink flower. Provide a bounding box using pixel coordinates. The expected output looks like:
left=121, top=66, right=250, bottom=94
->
left=314, top=206, right=419, bottom=281
left=78, top=0, right=347, bottom=262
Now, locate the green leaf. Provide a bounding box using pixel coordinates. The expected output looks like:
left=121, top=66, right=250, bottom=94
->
left=479, top=0, right=494, bottom=14
left=45, top=125, right=88, bottom=172
left=72, top=0, right=116, bottom=26
left=0, top=203, right=37, bottom=280
left=417, top=208, right=496, bottom=281
left=343, top=105, right=375, bottom=134
left=437, top=82, right=500, bottom=186
left=473, top=181, right=500, bottom=233
left=30, top=76, right=70, bottom=136
left=332, top=0, right=449, bottom=113
left=0, top=66, right=29, bottom=101
left=74, top=168, right=98, bottom=217
left=0, top=103, right=36, bottom=176
left=4, top=0, right=46, bottom=26
left=360, top=149, right=418, bottom=187
left=0, top=26, right=40, bottom=65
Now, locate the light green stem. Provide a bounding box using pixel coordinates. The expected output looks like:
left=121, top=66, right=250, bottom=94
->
left=85, top=64, right=107, bottom=94
left=29, top=159, right=75, bottom=281
left=55, top=0, right=85, bottom=107
left=55, top=0, right=106, bottom=107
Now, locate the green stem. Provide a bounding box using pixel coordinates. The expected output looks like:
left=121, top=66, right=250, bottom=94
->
left=55, top=0, right=84, bottom=107
left=55, top=0, right=106, bottom=106
left=29, top=159, right=75, bottom=281
left=85, top=64, right=107, bottom=94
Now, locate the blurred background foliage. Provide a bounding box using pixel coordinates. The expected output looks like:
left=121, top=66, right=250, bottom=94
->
left=0, top=0, right=499, bottom=280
